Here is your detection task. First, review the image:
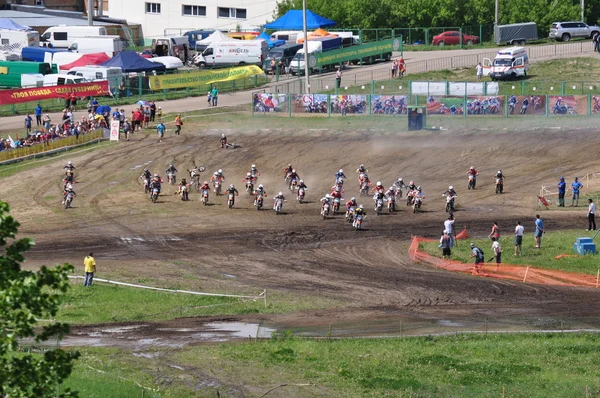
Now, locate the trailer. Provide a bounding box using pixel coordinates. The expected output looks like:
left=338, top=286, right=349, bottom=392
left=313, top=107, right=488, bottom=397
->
left=494, top=22, right=538, bottom=45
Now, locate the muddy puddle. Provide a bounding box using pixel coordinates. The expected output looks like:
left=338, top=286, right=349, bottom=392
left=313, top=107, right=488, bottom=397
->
left=28, top=317, right=600, bottom=350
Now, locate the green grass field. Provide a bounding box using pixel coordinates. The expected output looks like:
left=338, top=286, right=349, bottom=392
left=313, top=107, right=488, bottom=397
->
left=420, top=229, right=600, bottom=275
left=57, top=332, right=600, bottom=398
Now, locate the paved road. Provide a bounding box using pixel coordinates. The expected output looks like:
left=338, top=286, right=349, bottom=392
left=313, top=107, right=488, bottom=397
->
left=0, top=43, right=595, bottom=132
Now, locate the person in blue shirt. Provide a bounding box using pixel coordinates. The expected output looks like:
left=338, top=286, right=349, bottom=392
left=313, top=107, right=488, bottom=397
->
left=557, top=177, right=566, bottom=207
left=24, top=114, right=32, bottom=134
left=534, top=214, right=544, bottom=249
left=156, top=122, right=166, bottom=143
left=571, top=177, right=583, bottom=207
left=34, top=104, right=42, bottom=126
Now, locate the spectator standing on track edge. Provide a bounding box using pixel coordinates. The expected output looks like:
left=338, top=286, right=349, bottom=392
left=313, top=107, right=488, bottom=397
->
left=443, top=214, right=456, bottom=248
left=534, top=214, right=544, bottom=249
left=440, top=231, right=452, bottom=259
left=488, top=221, right=500, bottom=241
left=336, top=66, right=342, bottom=88
left=571, top=177, right=583, bottom=207
left=211, top=86, right=219, bottom=106
left=174, top=114, right=183, bottom=135
left=476, top=62, right=483, bottom=81
left=557, top=177, right=566, bottom=207
left=588, top=198, right=596, bottom=231
left=514, top=221, right=524, bottom=256
left=470, top=243, right=484, bottom=274
left=491, top=237, right=501, bottom=268
left=24, top=114, right=33, bottom=133
left=34, top=104, right=42, bottom=126
left=156, top=120, right=166, bottom=143
left=83, top=252, right=96, bottom=287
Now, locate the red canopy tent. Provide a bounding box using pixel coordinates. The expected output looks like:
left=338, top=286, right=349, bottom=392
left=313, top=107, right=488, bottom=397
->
left=60, top=53, right=111, bottom=70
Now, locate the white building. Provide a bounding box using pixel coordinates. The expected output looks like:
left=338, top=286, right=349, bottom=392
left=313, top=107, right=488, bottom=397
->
left=106, top=0, right=278, bottom=39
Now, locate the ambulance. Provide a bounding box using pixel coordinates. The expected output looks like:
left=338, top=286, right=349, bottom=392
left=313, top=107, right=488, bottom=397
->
left=482, top=47, right=529, bottom=80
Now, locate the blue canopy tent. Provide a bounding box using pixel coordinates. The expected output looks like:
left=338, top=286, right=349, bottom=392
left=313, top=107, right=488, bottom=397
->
left=264, top=10, right=336, bottom=30
left=255, top=32, right=285, bottom=48
left=0, top=18, right=33, bottom=31
left=100, top=51, right=166, bottom=73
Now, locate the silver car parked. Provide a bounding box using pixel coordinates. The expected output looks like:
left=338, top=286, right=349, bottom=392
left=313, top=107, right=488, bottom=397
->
left=549, top=21, right=600, bottom=42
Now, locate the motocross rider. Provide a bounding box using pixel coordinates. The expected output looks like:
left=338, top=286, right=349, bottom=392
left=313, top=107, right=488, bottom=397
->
left=225, top=184, right=239, bottom=197
left=346, top=197, right=358, bottom=217
left=62, top=183, right=76, bottom=204
left=297, top=179, right=308, bottom=191
left=370, top=181, right=385, bottom=194
left=150, top=174, right=162, bottom=195
left=287, top=169, right=300, bottom=182
left=335, top=169, right=347, bottom=181
left=385, top=185, right=398, bottom=200
left=320, top=194, right=332, bottom=210
left=177, top=178, right=188, bottom=199
left=199, top=180, right=210, bottom=194
left=249, top=164, right=259, bottom=178
left=443, top=185, right=457, bottom=198
left=356, top=164, right=368, bottom=176
left=373, top=190, right=386, bottom=209
left=64, top=160, right=75, bottom=172
left=353, top=204, right=366, bottom=227
left=273, top=191, right=286, bottom=209
left=495, top=170, right=504, bottom=181
left=254, top=184, right=267, bottom=205
left=283, top=164, right=293, bottom=178
left=142, top=168, right=152, bottom=180
left=165, top=163, right=178, bottom=175
left=407, top=180, right=417, bottom=191
left=243, top=172, right=256, bottom=188
left=359, top=173, right=370, bottom=187
left=330, top=186, right=343, bottom=201
left=509, top=95, right=518, bottom=107
left=220, top=133, right=227, bottom=148
left=467, top=166, right=478, bottom=187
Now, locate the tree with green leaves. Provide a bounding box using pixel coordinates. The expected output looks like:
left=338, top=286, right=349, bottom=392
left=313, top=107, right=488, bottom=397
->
left=0, top=201, right=79, bottom=397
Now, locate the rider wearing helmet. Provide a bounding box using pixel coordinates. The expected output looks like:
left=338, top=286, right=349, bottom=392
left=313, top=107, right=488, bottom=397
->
left=509, top=95, right=518, bottom=106
left=150, top=174, right=162, bottom=194
left=216, top=169, right=225, bottom=180
left=330, top=187, right=343, bottom=201
left=467, top=166, right=478, bottom=188
left=255, top=184, right=267, bottom=199
left=165, top=163, right=178, bottom=174
left=444, top=185, right=457, bottom=197
left=220, top=133, right=227, bottom=148
left=385, top=184, right=398, bottom=198
left=335, top=169, right=347, bottom=181
left=62, top=182, right=76, bottom=203
left=395, top=178, right=406, bottom=189
left=64, top=160, right=75, bottom=172
left=495, top=170, right=504, bottom=180
left=199, top=180, right=210, bottom=192
left=356, top=164, right=367, bottom=175
left=346, top=196, right=358, bottom=209
left=320, top=194, right=332, bottom=209
left=297, top=179, right=308, bottom=190
left=287, top=169, right=299, bottom=181
left=283, top=164, right=293, bottom=178
left=250, top=164, right=259, bottom=177
left=142, top=168, right=152, bottom=180
left=225, top=184, right=239, bottom=196
left=274, top=191, right=285, bottom=201
left=370, top=181, right=385, bottom=194
left=243, top=172, right=255, bottom=187
left=354, top=204, right=366, bottom=220
left=407, top=180, right=417, bottom=191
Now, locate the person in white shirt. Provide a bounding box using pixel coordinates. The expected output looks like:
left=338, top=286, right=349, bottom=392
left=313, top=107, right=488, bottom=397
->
left=588, top=198, right=596, bottom=231
left=514, top=221, right=524, bottom=256
left=491, top=237, right=502, bottom=267
left=476, top=62, right=483, bottom=81
left=335, top=66, right=342, bottom=88
left=443, top=214, right=455, bottom=247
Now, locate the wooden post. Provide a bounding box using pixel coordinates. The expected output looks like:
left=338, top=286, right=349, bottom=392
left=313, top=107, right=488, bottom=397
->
left=523, top=266, right=530, bottom=283
left=263, top=289, right=267, bottom=308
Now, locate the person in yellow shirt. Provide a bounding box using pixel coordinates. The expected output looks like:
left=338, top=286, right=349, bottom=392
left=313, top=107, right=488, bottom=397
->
left=83, top=252, right=96, bottom=287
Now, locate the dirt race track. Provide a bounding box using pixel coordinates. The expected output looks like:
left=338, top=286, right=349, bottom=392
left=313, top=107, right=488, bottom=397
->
left=4, top=123, right=600, bottom=343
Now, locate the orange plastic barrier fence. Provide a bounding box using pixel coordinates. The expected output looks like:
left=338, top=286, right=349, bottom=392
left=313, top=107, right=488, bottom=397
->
left=409, top=233, right=600, bottom=288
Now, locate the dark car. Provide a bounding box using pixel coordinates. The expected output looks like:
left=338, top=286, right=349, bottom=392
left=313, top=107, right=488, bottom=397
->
left=139, top=48, right=155, bottom=59
left=432, top=31, right=480, bottom=46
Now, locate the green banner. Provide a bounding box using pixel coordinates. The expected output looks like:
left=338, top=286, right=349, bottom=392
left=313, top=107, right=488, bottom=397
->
left=148, top=65, right=263, bottom=90
left=312, top=38, right=401, bottom=67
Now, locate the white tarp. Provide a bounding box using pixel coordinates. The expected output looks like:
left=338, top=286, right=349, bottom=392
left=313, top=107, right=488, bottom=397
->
left=411, top=81, right=499, bottom=96
left=197, top=31, right=237, bottom=45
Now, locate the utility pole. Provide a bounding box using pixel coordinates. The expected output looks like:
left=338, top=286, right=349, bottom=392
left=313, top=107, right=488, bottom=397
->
left=494, top=0, right=499, bottom=28
left=87, top=0, right=94, bottom=25
left=302, top=0, right=310, bottom=93
left=581, top=0, right=585, bottom=22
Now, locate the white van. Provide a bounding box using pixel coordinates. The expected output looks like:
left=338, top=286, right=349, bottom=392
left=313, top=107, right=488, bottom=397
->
left=147, top=56, right=184, bottom=70
left=193, top=40, right=268, bottom=68
left=270, top=31, right=301, bottom=43
left=0, top=29, right=39, bottom=51
left=21, top=73, right=84, bottom=88
left=483, top=47, right=529, bottom=80
left=67, top=66, right=123, bottom=86
left=289, top=41, right=323, bottom=75
left=68, top=36, right=123, bottom=57
left=152, top=36, right=189, bottom=62
left=40, top=26, right=108, bottom=48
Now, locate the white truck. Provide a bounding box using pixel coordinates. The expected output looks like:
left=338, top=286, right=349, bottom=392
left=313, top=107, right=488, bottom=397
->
left=193, top=40, right=268, bottom=68
left=289, top=41, right=322, bottom=75
left=67, top=66, right=123, bottom=86
left=68, top=36, right=123, bottom=57
left=482, top=47, right=529, bottom=80
left=40, top=26, right=108, bottom=48
left=0, top=29, right=39, bottom=52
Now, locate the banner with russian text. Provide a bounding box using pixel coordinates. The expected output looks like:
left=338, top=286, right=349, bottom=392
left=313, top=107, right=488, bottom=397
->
left=148, top=65, right=263, bottom=90
left=0, top=81, right=110, bottom=105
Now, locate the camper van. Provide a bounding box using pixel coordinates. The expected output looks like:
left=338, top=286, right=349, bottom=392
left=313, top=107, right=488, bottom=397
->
left=40, top=26, right=108, bottom=48
left=193, top=40, right=268, bottom=68
left=0, top=29, right=39, bottom=51
left=152, top=37, right=189, bottom=62
left=68, top=36, right=123, bottom=57
left=270, top=31, right=301, bottom=43
left=0, top=61, right=55, bottom=88
left=67, top=66, right=123, bottom=86
left=483, top=47, right=529, bottom=80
